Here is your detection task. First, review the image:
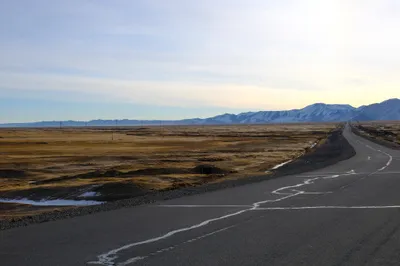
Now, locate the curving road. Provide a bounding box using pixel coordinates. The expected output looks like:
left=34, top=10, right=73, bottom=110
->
left=1, top=125, right=400, bottom=266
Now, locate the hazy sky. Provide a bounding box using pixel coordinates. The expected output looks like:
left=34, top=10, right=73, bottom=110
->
left=1, top=0, right=400, bottom=122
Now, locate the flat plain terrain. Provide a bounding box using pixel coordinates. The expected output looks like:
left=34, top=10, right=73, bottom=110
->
left=356, top=121, right=400, bottom=145
left=0, top=124, right=336, bottom=219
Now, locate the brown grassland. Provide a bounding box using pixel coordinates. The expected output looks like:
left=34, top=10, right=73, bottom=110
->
left=0, top=124, right=336, bottom=218
left=356, top=121, right=400, bottom=145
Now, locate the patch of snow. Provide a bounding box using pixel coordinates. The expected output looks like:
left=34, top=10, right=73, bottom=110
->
left=79, top=191, right=99, bottom=198
left=270, top=160, right=293, bottom=170
left=0, top=198, right=103, bottom=206
left=310, top=142, right=318, bottom=149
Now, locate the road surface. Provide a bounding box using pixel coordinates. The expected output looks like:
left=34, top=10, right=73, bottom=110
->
left=1, top=126, right=400, bottom=266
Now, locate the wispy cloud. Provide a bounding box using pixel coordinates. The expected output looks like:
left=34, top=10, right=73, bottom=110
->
left=1, top=0, right=400, bottom=121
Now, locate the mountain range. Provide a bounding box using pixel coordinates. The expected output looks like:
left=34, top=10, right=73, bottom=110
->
left=2, top=98, right=399, bottom=127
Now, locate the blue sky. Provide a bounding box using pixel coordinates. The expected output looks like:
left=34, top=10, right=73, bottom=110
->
left=1, top=0, right=400, bottom=123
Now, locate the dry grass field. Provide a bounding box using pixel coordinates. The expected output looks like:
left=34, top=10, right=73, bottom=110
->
left=356, top=121, right=400, bottom=145
left=0, top=124, right=336, bottom=218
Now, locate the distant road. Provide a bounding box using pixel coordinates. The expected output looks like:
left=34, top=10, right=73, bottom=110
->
left=2, top=126, right=400, bottom=266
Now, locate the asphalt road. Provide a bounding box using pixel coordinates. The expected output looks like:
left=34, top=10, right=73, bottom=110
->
left=2, top=125, right=400, bottom=266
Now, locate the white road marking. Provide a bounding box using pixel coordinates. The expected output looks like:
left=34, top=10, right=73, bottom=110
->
left=89, top=172, right=355, bottom=266
left=253, top=205, right=400, bottom=210
left=356, top=140, right=393, bottom=172
left=373, top=171, right=400, bottom=175
left=337, top=138, right=394, bottom=192
left=89, top=134, right=394, bottom=266
left=160, top=204, right=400, bottom=210
left=297, top=172, right=352, bottom=176
left=297, top=170, right=356, bottom=178
left=114, top=225, right=237, bottom=266
left=159, top=205, right=251, bottom=208
left=368, top=156, right=371, bottom=160
left=300, top=171, right=400, bottom=177
left=377, top=150, right=393, bottom=171
left=323, top=174, right=340, bottom=179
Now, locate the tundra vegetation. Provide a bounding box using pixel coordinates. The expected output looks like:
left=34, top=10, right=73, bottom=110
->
left=355, top=121, right=400, bottom=145
left=0, top=124, right=336, bottom=219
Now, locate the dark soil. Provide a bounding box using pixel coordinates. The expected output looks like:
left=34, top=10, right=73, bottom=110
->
left=94, top=182, right=148, bottom=201
left=192, top=165, right=230, bottom=175
left=0, top=203, right=22, bottom=211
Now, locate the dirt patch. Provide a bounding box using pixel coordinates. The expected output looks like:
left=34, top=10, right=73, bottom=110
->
left=76, top=169, right=124, bottom=178
left=94, top=182, right=148, bottom=201
left=0, top=203, right=22, bottom=211
left=192, top=164, right=231, bottom=175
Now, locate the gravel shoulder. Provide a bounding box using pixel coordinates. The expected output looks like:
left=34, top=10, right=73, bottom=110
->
left=0, top=126, right=355, bottom=231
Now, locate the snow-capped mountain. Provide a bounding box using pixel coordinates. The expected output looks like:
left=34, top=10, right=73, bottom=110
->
left=201, top=99, right=399, bottom=124
left=1, top=99, right=399, bottom=127
left=200, top=103, right=358, bottom=124
left=353, top=98, right=400, bottom=121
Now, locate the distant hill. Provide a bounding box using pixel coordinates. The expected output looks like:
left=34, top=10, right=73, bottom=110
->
left=1, top=98, right=399, bottom=127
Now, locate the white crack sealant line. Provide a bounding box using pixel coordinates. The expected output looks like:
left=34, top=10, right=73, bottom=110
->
left=301, top=171, right=400, bottom=177
left=89, top=169, right=358, bottom=266
left=323, top=174, right=340, bottom=179
left=89, top=172, right=357, bottom=265
left=253, top=205, right=400, bottom=210
left=294, top=173, right=359, bottom=178
left=302, top=171, right=355, bottom=175
left=115, top=225, right=237, bottom=266
left=88, top=209, right=249, bottom=266
left=291, top=189, right=333, bottom=195
left=90, top=190, right=301, bottom=265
